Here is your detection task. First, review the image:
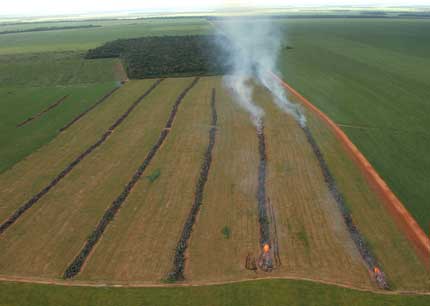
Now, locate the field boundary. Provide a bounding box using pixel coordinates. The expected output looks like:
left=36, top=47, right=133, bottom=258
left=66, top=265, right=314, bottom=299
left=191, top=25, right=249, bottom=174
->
left=0, top=274, right=429, bottom=296
left=0, top=79, right=163, bottom=235
left=64, top=77, right=200, bottom=279
left=270, top=72, right=430, bottom=262
left=17, top=95, right=69, bottom=127
left=59, top=86, right=121, bottom=132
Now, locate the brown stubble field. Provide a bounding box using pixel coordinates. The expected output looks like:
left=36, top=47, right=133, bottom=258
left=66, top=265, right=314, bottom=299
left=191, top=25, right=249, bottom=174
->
left=78, top=77, right=213, bottom=282
left=0, top=80, right=152, bottom=222
left=0, top=75, right=427, bottom=292
left=254, top=86, right=372, bottom=288
left=0, top=78, right=190, bottom=278
left=187, top=83, right=372, bottom=289
left=186, top=77, right=261, bottom=282
left=302, top=97, right=430, bottom=291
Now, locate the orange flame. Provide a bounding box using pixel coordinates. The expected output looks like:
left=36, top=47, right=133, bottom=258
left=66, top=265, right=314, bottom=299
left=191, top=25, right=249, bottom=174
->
left=263, top=244, right=270, bottom=253
left=374, top=267, right=380, bottom=274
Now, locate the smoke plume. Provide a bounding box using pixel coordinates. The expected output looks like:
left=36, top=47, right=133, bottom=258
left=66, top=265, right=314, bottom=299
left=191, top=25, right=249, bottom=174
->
left=215, top=18, right=306, bottom=127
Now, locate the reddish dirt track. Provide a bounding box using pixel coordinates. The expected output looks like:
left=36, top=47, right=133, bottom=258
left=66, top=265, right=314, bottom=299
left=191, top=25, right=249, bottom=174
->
left=270, top=72, right=430, bottom=264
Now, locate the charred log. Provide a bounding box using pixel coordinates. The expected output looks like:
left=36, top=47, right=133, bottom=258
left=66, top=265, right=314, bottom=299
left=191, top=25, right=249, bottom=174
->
left=63, top=77, right=199, bottom=279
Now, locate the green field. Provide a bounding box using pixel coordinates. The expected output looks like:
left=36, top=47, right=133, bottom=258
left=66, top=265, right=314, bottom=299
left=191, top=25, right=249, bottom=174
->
left=1, top=279, right=430, bottom=306
left=0, top=52, right=120, bottom=172
left=279, top=18, right=430, bottom=233
left=0, top=18, right=211, bottom=54
left=1, top=14, right=429, bottom=306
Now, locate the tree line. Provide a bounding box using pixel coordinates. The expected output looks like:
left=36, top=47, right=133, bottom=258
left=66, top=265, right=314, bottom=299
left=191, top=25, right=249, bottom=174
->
left=0, top=25, right=100, bottom=35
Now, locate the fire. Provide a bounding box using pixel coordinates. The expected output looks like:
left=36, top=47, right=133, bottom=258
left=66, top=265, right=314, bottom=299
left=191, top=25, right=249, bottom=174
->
left=374, top=267, right=380, bottom=274
left=263, top=244, right=270, bottom=253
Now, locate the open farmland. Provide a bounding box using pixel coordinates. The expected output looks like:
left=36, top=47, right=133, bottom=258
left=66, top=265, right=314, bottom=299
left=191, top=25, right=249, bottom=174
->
left=0, top=51, right=125, bottom=173
left=186, top=82, right=371, bottom=288
left=1, top=14, right=430, bottom=306
left=278, top=18, right=430, bottom=234
left=1, top=75, right=427, bottom=292
left=0, top=18, right=211, bottom=54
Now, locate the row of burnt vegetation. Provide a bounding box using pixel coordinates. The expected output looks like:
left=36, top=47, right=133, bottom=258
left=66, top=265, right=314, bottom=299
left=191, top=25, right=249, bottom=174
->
left=17, top=95, right=69, bottom=127
left=301, top=125, right=389, bottom=289
left=59, top=86, right=121, bottom=132
left=0, top=80, right=163, bottom=235
left=257, top=125, right=270, bottom=247
left=63, top=77, right=200, bottom=279
left=167, top=88, right=218, bottom=282
left=85, top=35, right=228, bottom=79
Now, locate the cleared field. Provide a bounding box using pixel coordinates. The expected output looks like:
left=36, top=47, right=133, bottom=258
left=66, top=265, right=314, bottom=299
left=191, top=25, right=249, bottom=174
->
left=0, top=78, right=193, bottom=277
left=186, top=78, right=261, bottom=282
left=303, top=101, right=430, bottom=291
left=279, top=18, right=430, bottom=234
left=0, top=75, right=427, bottom=294
left=0, top=80, right=154, bottom=222
left=187, top=83, right=371, bottom=288
left=79, top=77, right=212, bottom=282
left=257, top=87, right=372, bottom=287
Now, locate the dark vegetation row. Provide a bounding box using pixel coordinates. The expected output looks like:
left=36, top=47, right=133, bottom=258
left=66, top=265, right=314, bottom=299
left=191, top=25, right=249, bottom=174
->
left=17, top=95, right=69, bottom=127
left=0, top=80, right=163, bottom=235
left=257, top=125, right=270, bottom=247
left=267, top=199, right=281, bottom=267
left=59, top=86, right=121, bottom=132
left=0, top=25, right=100, bottom=35
left=167, top=88, right=218, bottom=282
left=63, top=77, right=200, bottom=279
left=85, top=35, right=228, bottom=79
left=301, top=125, right=389, bottom=290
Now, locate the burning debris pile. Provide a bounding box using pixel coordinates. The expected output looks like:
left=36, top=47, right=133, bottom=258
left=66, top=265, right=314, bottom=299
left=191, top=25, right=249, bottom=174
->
left=257, top=124, right=270, bottom=247
left=255, top=124, right=274, bottom=272
left=267, top=198, right=282, bottom=267
left=63, top=78, right=198, bottom=279
left=301, top=125, right=389, bottom=290
left=0, top=79, right=163, bottom=236
left=245, top=253, right=258, bottom=271
left=167, top=88, right=218, bottom=282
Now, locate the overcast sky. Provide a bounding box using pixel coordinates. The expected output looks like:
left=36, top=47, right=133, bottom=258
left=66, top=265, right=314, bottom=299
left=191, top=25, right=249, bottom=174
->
left=2, top=0, right=430, bottom=17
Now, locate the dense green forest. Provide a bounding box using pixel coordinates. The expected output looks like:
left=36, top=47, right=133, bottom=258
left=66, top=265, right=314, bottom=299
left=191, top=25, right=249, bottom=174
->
left=86, top=35, right=228, bottom=78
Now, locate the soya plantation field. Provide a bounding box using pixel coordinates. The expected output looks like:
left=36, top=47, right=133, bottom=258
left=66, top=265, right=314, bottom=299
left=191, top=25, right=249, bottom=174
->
left=0, top=15, right=429, bottom=306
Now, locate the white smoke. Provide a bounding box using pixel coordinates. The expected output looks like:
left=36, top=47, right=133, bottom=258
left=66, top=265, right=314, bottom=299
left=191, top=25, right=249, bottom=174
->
left=215, top=18, right=306, bottom=127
